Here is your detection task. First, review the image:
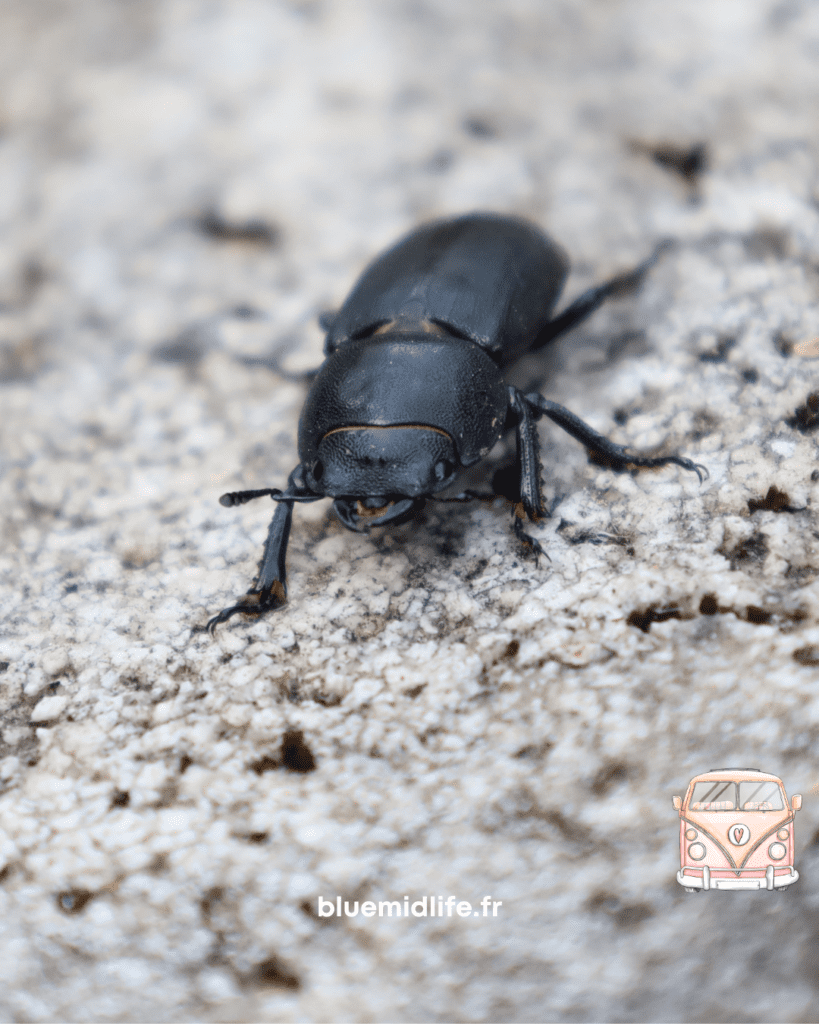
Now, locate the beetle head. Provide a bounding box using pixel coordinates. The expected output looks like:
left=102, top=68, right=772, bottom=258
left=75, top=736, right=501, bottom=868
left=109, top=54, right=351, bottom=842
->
left=305, top=425, right=458, bottom=532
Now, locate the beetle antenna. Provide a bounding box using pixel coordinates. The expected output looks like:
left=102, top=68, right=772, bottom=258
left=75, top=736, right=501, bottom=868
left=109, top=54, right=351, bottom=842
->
left=219, top=487, right=323, bottom=507
left=219, top=488, right=281, bottom=507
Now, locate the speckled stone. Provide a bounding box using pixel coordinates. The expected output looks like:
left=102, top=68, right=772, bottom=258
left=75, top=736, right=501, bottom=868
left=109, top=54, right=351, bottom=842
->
left=2, top=1, right=819, bottom=1021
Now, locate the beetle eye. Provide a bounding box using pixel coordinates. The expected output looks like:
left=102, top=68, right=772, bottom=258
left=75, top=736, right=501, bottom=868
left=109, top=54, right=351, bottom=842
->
left=312, top=460, right=324, bottom=482
left=434, top=460, right=454, bottom=482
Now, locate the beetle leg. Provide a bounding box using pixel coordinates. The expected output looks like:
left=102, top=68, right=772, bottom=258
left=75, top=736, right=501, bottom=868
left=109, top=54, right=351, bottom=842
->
left=523, top=393, right=708, bottom=481
left=508, top=387, right=547, bottom=522
left=530, top=240, right=672, bottom=350
left=204, top=466, right=310, bottom=634
left=513, top=514, right=547, bottom=562
left=204, top=498, right=293, bottom=633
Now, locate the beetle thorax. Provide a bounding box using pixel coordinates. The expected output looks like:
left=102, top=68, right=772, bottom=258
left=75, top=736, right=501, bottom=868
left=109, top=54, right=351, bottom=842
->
left=297, top=334, right=508, bottom=476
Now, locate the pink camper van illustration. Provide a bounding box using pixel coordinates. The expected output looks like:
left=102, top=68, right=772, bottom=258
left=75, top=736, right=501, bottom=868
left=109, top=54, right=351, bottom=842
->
left=673, top=768, right=802, bottom=891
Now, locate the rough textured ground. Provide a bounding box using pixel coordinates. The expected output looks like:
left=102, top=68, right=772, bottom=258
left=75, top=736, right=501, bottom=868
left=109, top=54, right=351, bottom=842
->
left=2, top=1, right=819, bottom=1021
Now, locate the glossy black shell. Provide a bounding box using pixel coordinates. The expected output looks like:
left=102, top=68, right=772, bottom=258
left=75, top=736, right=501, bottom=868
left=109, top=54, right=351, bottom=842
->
left=323, top=212, right=569, bottom=365
left=298, top=333, right=508, bottom=469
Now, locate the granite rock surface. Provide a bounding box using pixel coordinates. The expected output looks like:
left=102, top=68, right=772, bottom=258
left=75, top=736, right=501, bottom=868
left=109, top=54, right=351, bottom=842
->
left=2, top=1, right=819, bottom=1020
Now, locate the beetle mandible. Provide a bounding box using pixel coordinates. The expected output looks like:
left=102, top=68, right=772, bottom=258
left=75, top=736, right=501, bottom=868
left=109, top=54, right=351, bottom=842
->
left=205, top=212, right=704, bottom=632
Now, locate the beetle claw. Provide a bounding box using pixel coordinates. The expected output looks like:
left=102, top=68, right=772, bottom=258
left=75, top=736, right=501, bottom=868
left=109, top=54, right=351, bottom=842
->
left=513, top=516, right=550, bottom=565
left=660, top=456, right=709, bottom=483
left=204, top=583, right=287, bottom=634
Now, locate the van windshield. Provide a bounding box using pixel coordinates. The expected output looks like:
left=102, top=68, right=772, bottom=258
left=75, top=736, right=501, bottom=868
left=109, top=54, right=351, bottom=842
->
left=738, top=780, right=784, bottom=810
left=689, top=780, right=785, bottom=811
left=689, top=781, right=736, bottom=810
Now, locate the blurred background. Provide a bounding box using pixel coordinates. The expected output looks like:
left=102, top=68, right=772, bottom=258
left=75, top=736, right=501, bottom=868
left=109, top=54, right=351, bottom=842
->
left=3, top=0, right=816, bottom=384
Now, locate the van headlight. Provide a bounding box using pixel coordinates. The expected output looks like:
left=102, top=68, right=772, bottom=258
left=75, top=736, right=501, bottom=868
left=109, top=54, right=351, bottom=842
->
left=688, top=842, right=706, bottom=861
left=768, top=842, right=786, bottom=861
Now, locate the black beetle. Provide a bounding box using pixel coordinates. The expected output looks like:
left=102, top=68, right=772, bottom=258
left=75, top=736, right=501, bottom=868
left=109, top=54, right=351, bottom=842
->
left=205, top=213, right=704, bottom=632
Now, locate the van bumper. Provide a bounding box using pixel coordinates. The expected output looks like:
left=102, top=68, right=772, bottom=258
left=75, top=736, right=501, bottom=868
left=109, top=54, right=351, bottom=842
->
left=677, top=866, right=798, bottom=890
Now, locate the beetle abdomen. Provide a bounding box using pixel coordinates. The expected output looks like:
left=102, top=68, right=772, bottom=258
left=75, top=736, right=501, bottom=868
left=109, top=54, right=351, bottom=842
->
left=324, top=213, right=569, bottom=364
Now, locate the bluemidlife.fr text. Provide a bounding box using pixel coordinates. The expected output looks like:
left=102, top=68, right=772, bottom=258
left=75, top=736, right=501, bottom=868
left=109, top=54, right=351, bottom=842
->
left=318, top=896, right=503, bottom=918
